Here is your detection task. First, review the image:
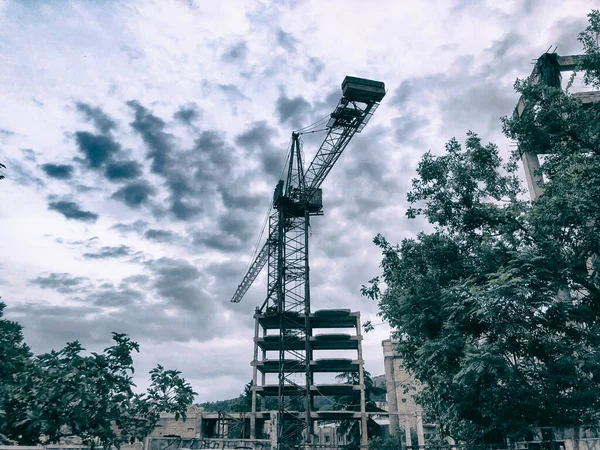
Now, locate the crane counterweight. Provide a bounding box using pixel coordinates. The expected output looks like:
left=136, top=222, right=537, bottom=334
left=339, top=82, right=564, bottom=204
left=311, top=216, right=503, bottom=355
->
left=341, top=76, right=386, bottom=103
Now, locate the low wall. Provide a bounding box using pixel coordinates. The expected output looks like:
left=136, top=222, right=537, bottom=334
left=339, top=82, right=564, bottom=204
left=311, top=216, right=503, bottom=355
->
left=0, top=444, right=142, bottom=450
left=146, top=437, right=272, bottom=450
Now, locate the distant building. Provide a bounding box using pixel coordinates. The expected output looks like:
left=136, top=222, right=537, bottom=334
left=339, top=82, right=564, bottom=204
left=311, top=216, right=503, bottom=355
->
left=382, top=339, right=428, bottom=446
left=315, top=422, right=350, bottom=449
left=150, top=405, right=203, bottom=438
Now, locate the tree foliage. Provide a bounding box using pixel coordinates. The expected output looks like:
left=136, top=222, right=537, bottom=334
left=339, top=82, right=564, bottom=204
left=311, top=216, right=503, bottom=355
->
left=363, top=10, right=600, bottom=446
left=0, top=301, right=34, bottom=444
left=0, top=302, right=196, bottom=448
left=333, top=370, right=385, bottom=447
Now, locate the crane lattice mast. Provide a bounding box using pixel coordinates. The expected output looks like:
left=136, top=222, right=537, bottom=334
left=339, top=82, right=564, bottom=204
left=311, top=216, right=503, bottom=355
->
left=230, top=77, right=385, bottom=450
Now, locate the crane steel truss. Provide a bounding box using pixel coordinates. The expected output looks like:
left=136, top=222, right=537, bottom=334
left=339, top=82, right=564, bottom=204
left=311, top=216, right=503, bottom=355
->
left=232, top=77, right=385, bottom=450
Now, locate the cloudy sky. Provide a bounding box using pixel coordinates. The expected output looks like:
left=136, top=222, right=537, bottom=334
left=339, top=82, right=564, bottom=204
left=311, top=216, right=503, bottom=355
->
left=0, top=0, right=595, bottom=402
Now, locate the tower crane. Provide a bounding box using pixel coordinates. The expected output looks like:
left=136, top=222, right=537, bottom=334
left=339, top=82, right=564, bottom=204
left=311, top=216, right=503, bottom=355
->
left=230, top=76, right=385, bottom=449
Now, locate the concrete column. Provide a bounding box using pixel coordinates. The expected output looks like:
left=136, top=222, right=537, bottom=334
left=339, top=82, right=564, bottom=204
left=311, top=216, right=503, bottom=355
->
left=270, top=413, right=278, bottom=450
left=357, top=314, right=368, bottom=448
left=383, top=340, right=400, bottom=436
left=251, top=309, right=260, bottom=439
left=404, top=416, right=412, bottom=448
left=416, top=411, right=425, bottom=447
left=521, top=151, right=543, bottom=201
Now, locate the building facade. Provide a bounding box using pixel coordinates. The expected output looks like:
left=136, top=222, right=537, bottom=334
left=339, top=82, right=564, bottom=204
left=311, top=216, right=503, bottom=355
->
left=382, top=339, right=426, bottom=447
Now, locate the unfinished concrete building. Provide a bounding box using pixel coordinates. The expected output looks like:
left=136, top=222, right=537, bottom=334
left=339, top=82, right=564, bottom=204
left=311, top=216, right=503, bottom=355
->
left=382, top=339, right=426, bottom=447
left=251, top=309, right=369, bottom=446
left=517, top=52, right=600, bottom=201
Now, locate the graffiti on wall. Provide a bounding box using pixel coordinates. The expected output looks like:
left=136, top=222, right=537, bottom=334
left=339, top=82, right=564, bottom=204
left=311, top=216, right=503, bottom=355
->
left=148, top=437, right=271, bottom=450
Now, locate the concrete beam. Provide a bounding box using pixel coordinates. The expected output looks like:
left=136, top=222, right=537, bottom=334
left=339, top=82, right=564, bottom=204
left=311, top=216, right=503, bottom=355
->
left=557, top=55, right=585, bottom=72
left=572, top=91, right=600, bottom=104
left=253, top=358, right=362, bottom=374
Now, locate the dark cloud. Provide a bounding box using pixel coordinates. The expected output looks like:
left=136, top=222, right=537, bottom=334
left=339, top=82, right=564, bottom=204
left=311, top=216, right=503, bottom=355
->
left=7, top=302, right=104, bottom=351
left=3, top=158, right=45, bottom=187
left=74, top=184, right=99, bottom=193
left=62, top=236, right=99, bottom=248
left=332, top=126, right=406, bottom=221
left=553, top=16, right=588, bottom=55
left=234, top=121, right=281, bottom=177
left=122, top=274, right=150, bottom=285
left=205, top=260, right=245, bottom=284
left=127, top=100, right=172, bottom=175
left=312, top=87, right=342, bottom=118
left=29, top=273, right=88, bottom=293
left=222, top=41, right=248, bottom=62
left=439, top=83, right=516, bottom=136
left=145, top=257, right=206, bottom=311
left=85, top=286, right=143, bottom=307
left=75, top=102, right=117, bottom=134
left=191, top=215, right=255, bottom=252
left=21, top=149, right=37, bottom=162
left=389, top=78, right=421, bottom=108
left=315, top=228, right=363, bottom=259
left=144, top=229, right=183, bottom=244
left=48, top=200, right=98, bottom=223
left=193, top=130, right=234, bottom=181
left=303, top=57, right=325, bottom=82
left=389, top=49, right=519, bottom=138
left=393, top=114, right=430, bottom=145
left=522, top=0, right=540, bottom=15
left=191, top=231, right=238, bottom=252
left=488, top=32, right=524, bottom=61
left=219, top=186, right=263, bottom=211
left=173, top=103, right=201, bottom=125
left=218, top=215, right=254, bottom=241
left=75, top=131, right=121, bottom=168
left=127, top=100, right=239, bottom=221
left=480, top=34, right=528, bottom=76
left=128, top=101, right=197, bottom=218
left=82, top=245, right=132, bottom=259
left=105, top=160, right=142, bottom=180
left=111, top=181, right=155, bottom=208
left=111, top=220, right=148, bottom=234
left=41, top=163, right=74, bottom=180
left=217, top=84, right=248, bottom=102
left=275, top=93, right=312, bottom=128
left=450, top=0, right=479, bottom=12
left=276, top=28, right=297, bottom=52
left=169, top=198, right=199, bottom=221
left=6, top=295, right=226, bottom=355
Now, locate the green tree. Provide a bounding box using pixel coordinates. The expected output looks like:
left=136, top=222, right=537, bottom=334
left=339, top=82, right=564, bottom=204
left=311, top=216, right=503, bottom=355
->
left=363, top=10, right=600, bottom=447
left=231, top=380, right=253, bottom=413
left=332, top=370, right=385, bottom=447
left=0, top=301, right=35, bottom=444
left=0, top=305, right=196, bottom=449
left=368, top=435, right=404, bottom=450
